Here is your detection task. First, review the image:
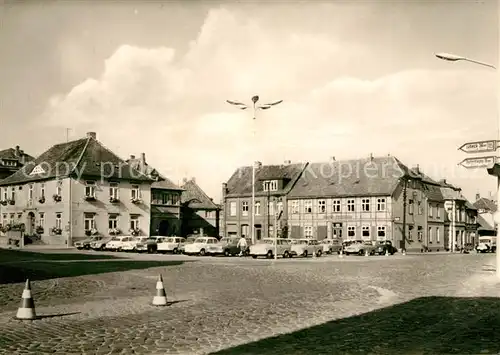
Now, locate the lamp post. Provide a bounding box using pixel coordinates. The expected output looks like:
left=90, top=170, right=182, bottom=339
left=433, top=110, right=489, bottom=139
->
left=435, top=51, right=498, bottom=276
left=226, top=97, right=283, bottom=245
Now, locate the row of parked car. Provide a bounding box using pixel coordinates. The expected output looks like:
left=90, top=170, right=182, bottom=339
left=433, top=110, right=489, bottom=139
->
left=74, top=235, right=398, bottom=258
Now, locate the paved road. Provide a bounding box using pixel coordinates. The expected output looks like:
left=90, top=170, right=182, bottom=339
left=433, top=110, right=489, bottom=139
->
left=0, top=252, right=498, bottom=354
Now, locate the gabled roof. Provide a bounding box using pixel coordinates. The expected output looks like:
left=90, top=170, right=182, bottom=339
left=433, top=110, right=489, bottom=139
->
left=288, top=156, right=408, bottom=198
left=477, top=214, right=495, bottom=231
left=0, top=148, right=34, bottom=162
left=181, top=179, right=219, bottom=210
left=225, top=162, right=307, bottom=197
left=423, top=184, right=444, bottom=202
left=474, top=197, right=497, bottom=213
left=152, top=178, right=182, bottom=190
left=0, top=136, right=153, bottom=186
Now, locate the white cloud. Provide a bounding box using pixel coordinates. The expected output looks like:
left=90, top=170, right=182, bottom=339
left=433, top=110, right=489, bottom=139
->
left=41, top=7, right=497, bottom=200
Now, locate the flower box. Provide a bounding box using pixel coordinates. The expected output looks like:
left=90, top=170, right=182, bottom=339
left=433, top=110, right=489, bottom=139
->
left=53, top=194, right=62, bottom=202
left=8, top=199, right=15, bottom=205
left=51, top=227, right=62, bottom=235
left=38, top=197, right=45, bottom=204
left=0, top=200, right=7, bottom=206
left=109, top=197, right=120, bottom=203
left=130, top=198, right=142, bottom=204
left=35, top=226, right=44, bottom=235
left=130, top=228, right=140, bottom=236
left=109, top=228, right=121, bottom=235
left=11, top=223, right=25, bottom=232
left=84, top=195, right=96, bottom=201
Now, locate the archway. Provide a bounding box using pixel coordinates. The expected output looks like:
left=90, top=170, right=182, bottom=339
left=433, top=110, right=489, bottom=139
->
left=27, top=212, right=35, bottom=235
left=158, top=220, right=169, bottom=236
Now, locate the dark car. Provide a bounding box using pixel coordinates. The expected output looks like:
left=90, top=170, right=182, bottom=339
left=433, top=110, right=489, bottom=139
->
left=375, top=240, right=397, bottom=255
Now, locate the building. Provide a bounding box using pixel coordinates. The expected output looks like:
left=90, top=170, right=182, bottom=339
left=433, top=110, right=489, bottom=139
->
left=439, top=180, right=479, bottom=250
left=222, top=161, right=308, bottom=240
left=126, top=153, right=183, bottom=237
left=0, top=146, right=34, bottom=180
left=0, top=132, right=153, bottom=245
left=473, top=193, right=497, bottom=239
left=180, top=178, right=221, bottom=237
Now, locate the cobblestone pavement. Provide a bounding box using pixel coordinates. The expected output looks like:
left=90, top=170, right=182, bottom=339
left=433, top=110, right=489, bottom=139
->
left=0, top=252, right=498, bottom=354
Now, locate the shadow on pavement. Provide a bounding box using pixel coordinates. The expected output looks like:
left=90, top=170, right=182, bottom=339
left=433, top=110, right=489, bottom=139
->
left=0, top=260, right=187, bottom=284
left=36, top=312, right=81, bottom=319
left=211, top=296, right=500, bottom=355
left=0, top=249, right=123, bottom=262
left=167, top=300, right=188, bottom=306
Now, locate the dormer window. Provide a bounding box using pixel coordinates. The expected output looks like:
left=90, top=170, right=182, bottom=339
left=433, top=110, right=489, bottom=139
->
left=263, top=180, right=278, bottom=192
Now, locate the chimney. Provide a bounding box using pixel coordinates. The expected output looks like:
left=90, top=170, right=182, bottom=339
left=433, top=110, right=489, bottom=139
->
left=284, top=160, right=292, bottom=165
left=86, top=132, right=97, bottom=139
left=369, top=153, right=373, bottom=161
left=254, top=161, right=262, bottom=169
left=191, top=177, right=196, bottom=183
left=330, top=156, right=336, bottom=162
left=15, top=145, right=20, bottom=157
left=130, top=155, right=136, bottom=160
left=476, top=193, right=480, bottom=201
left=182, top=178, right=188, bottom=184
left=222, top=182, right=228, bottom=199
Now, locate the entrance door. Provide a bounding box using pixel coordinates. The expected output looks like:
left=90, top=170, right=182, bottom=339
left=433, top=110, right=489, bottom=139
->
left=27, top=212, right=35, bottom=235
left=158, top=220, right=169, bottom=236
left=255, top=225, right=262, bottom=240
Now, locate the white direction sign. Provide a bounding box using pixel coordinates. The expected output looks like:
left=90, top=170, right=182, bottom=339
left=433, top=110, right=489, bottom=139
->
left=458, top=140, right=499, bottom=153
left=458, top=156, right=499, bottom=169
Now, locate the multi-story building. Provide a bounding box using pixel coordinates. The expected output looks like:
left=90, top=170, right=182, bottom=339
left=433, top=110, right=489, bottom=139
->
left=285, top=156, right=446, bottom=252
left=126, top=153, right=183, bottom=236
left=222, top=161, right=307, bottom=240
left=473, top=193, right=497, bottom=239
left=0, top=132, right=153, bottom=245
left=0, top=146, right=34, bottom=180
left=440, top=180, right=478, bottom=250
left=180, top=178, right=221, bottom=237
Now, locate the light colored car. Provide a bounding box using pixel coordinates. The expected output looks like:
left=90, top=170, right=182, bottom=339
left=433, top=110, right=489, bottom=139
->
left=344, top=240, right=377, bottom=256
left=179, top=236, right=197, bottom=254
left=121, top=236, right=148, bottom=252
left=207, top=236, right=243, bottom=256
left=90, top=237, right=112, bottom=251
left=105, top=236, right=134, bottom=251
left=183, top=237, right=219, bottom=256
left=157, top=237, right=186, bottom=254
left=250, top=238, right=292, bottom=259
left=319, top=238, right=342, bottom=254
left=290, top=239, right=323, bottom=257
left=75, top=236, right=104, bottom=250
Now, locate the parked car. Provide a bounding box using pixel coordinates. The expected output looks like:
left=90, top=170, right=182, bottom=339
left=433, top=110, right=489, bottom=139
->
left=75, top=236, right=104, bottom=250
left=290, top=239, right=323, bottom=257
left=157, top=237, right=186, bottom=254
left=207, top=236, right=244, bottom=256
left=179, top=236, right=197, bottom=254
left=476, top=236, right=496, bottom=253
left=318, top=238, right=342, bottom=254
left=121, top=236, right=149, bottom=252
left=250, top=238, right=292, bottom=259
left=374, top=240, right=397, bottom=255
left=105, top=236, right=134, bottom=251
left=183, top=236, right=219, bottom=256
left=90, top=237, right=112, bottom=251
left=344, top=240, right=377, bottom=256
left=138, top=236, right=166, bottom=253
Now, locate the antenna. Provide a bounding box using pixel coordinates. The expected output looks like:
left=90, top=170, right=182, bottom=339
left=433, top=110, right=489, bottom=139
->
left=66, top=128, right=71, bottom=142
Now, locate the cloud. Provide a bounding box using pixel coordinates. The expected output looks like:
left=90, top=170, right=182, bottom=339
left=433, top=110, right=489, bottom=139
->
left=40, top=7, right=497, bottom=200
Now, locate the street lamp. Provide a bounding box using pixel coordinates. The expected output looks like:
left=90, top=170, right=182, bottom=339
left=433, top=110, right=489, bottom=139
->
left=226, top=96, right=283, bottom=245
left=435, top=51, right=499, bottom=277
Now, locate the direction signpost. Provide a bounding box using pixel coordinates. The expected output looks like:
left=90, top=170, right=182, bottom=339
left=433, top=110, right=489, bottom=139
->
left=458, top=140, right=500, bottom=170
left=458, top=156, right=499, bottom=169
left=458, top=140, right=499, bottom=154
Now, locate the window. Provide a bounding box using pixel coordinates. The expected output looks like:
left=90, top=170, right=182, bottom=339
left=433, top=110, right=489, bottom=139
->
left=377, top=226, right=386, bottom=239
left=229, top=202, right=237, bottom=216
left=162, top=193, right=180, bottom=205
left=263, top=180, right=278, bottom=191
left=332, top=199, right=341, bottom=212
left=362, top=226, right=370, bottom=238
left=10, top=187, right=15, bottom=201
left=40, top=183, right=45, bottom=198
left=435, top=206, right=440, bottom=218
left=1, top=188, right=6, bottom=201
left=377, top=198, right=386, bottom=211
left=55, top=213, right=62, bottom=229
left=347, top=199, right=355, bottom=212
left=318, top=200, right=326, bottom=213
left=304, top=226, right=313, bottom=238
left=242, top=201, right=249, bottom=216
left=269, top=225, right=274, bottom=238
left=304, top=200, right=312, bottom=213
left=362, top=199, right=370, bottom=212
left=436, top=228, right=440, bottom=243
left=407, top=225, right=413, bottom=240
left=17, top=213, right=21, bottom=220
left=83, top=213, right=94, bottom=231
left=428, top=203, right=433, bottom=217
left=9, top=213, right=14, bottom=224
left=2, top=214, right=6, bottom=224
left=269, top=201, right=274, bottom=216
left=131, top=185, right=140, bottom=200
left=241, top=225, right=249, bottom=238
left=205, top=211, right=213, bottom=219
left=255, top=202, right=261, bottom=215
left=417, top=226, right=423, bottom=241
left=56, top=183, right=62, bottom=197
left=28, top=184, right=33, bottom=200
left=109, top=182, right=119, bottom=199
left=291, top=200, right=299, bottom=214
left=428, top=227, right=433, bottom=243
left=347, top=226, right=356, bottom=238
left=85, top=181, right=95, bottom=197
left=277, top=201, right=283, bottom=213
left=108, top=215, right=118, bottom=229
left=408, top=199, right=414, bottom=214
left=418, top=201, right=423, bottom=215
left=39, top=213, right=45, bottom=228
left=130, top=215, right=139, bottom=230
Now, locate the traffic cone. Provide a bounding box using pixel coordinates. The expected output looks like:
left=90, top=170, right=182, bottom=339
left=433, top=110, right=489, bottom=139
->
left=16, top=279, right=37, bottom=320
left=339, top=249, right=344, bottom=258
left=385, top=249, right=389, bottom=257
left=402, top=249, right=406, bottom=256
left=152, top=274, right=168, bottom=306
left=365, top=250, right=369, bottom=257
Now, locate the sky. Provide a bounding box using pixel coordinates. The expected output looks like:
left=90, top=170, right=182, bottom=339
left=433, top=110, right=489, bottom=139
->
left=0, top=0, right=498, bottom=202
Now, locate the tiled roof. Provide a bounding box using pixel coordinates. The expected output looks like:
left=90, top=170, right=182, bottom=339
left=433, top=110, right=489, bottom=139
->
left=126, top=156, right=182, bottom=191
left=477, top=214, right=495, bottom=231
left=0, top=136, right=153, bottom=186
left=474, top=197, right=497, bottom=212
left=288, top=156, right=408, bottom=198
left=152, top=178, right=182, bottom=190
left=181, top=179, right=219, bottom=210
left=0, top=148, right=34, bottom=161
left=225, top=162, right=307, bottom=197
